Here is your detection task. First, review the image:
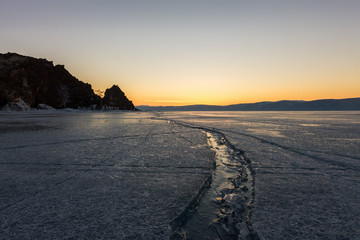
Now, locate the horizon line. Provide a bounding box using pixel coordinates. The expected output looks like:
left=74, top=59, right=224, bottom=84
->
left=136, top=96, right=360, bottom=107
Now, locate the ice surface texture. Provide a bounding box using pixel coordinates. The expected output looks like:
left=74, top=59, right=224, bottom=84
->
left=0, top=112, right=214, bottom=239
left=1, top=111, right=359, bottom=239
left=162, top=111, right=360, bottom=240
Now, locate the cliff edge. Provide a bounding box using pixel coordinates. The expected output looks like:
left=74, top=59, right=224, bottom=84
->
left=0, top=53, right=135, bottom=111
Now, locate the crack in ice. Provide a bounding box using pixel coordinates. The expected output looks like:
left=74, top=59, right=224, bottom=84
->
left=160, top=119, right=258, bottom=240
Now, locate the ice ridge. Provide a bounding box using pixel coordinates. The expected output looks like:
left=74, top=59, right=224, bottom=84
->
left=161, top=119, right=259, bottom=240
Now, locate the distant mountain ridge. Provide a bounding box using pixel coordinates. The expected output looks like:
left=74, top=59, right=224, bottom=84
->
left=137, top=98, right=360, bottom=111
left=0, top=52, right=135, bottom=110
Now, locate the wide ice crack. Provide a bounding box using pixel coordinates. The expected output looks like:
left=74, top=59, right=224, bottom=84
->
left=164, top=119, right=259, bottom=240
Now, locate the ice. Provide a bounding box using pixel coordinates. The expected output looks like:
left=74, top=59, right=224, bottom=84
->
left=162, top=111, right=360, bottom=239
left=0, top=112, right=213, bottom=239
left=1, top=111, right=359, bottom=239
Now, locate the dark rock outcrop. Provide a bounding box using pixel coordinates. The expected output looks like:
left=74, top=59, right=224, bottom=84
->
left=102, top=85, right=135, bottom=110
left=0, top=53, right=135, bottom=110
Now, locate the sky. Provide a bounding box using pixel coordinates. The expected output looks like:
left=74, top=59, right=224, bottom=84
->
left=1, top=0, right=359, bottom=106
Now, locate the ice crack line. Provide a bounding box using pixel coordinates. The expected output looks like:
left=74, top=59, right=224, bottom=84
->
left=217, top=128, right=360, bottom=170
left=0, top=131, right=195, bottom=150
left=161, top=119, right=258, bottom=240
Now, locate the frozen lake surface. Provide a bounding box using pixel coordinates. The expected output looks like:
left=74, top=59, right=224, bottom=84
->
left=1, top=111, right=359, bottom=239
left=162, top=111, right=360, bottom=239
left=0, top=112, right=214, bottom=239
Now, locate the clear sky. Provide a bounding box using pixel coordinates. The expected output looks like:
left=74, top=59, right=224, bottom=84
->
left=1, top=0, right=359, bottom=106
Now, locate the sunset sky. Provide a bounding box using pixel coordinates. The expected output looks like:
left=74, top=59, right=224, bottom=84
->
left=1, top=0, right=359, bottom=106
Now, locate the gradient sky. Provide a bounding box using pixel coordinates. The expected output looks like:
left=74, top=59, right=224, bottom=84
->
left=1, top=0, right=359, bottom=106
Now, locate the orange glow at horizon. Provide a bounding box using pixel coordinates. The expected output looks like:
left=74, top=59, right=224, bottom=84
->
left=91, top=79, right=360, bottom=107
left=2, top=1, right=360, bottom=107
left=87, top=62, right=360, bottom=106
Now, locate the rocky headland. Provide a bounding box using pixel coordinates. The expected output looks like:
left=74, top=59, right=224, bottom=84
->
left=0, top=52, right=136, bottom=111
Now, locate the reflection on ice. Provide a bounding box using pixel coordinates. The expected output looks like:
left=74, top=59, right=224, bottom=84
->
left=247, top=128, right=285, bottom=138
left=1, top=111, right=359, bottom=239
left=176, top=130, right=255, bottom=240
left=0, top=112, right=214, bottom=239
left=299, top=123, right=321, bottom=127
left=162, top=111, right=360, bottom=239
left=326, top=138, right=360, bottom=142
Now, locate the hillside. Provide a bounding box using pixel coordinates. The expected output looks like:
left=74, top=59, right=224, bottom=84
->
left=138, top=98, right=360, bottom=111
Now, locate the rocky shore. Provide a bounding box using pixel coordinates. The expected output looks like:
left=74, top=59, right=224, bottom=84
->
left=0, top=53, right=136, bottom=111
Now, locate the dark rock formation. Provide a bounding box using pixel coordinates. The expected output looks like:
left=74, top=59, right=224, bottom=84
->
left=0, top=53, right=135, bottom=110
left=102, top=85, right=135, bottom=110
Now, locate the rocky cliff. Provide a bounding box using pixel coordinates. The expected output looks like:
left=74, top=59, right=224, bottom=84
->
left=0, top=53, right=135, bottom=110
left=102, top=85, right=135, bottom=110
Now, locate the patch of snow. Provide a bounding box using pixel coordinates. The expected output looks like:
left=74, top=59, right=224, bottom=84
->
left=37, top=104, right=55, bottom=110
left=1, top=99, right=31, bottom=111
left=102, top=105, right=120, bottom=111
